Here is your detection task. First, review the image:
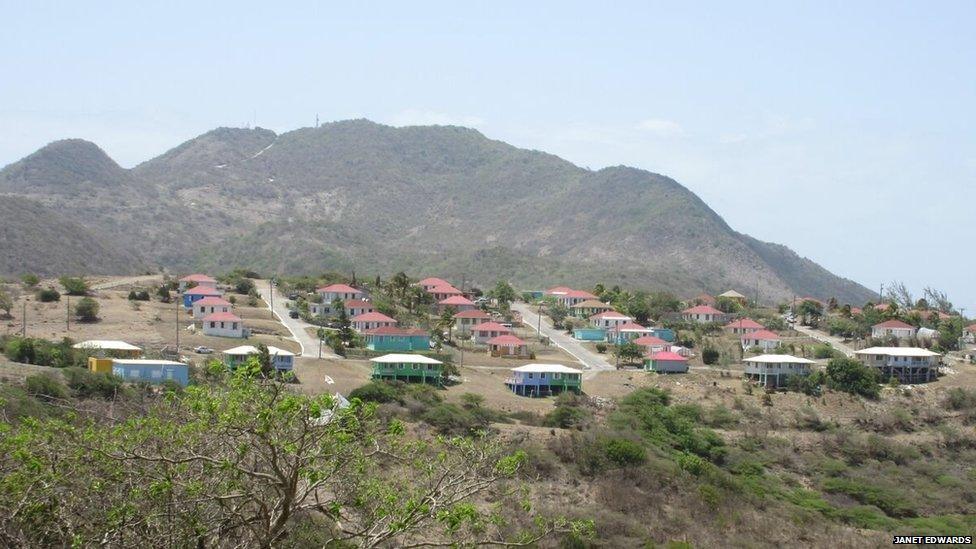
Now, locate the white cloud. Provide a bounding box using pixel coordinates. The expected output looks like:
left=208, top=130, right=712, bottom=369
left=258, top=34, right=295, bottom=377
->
left=636, top=118, right=684, bottom=136
left=388, top=109, right=484, bottom=128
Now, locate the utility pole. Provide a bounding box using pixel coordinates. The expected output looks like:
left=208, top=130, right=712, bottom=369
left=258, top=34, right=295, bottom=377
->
left=537, top=302, right=543, bottom=343
left=66, top=295, right=70, bottom=331
left=269, top=278, right=274, bottom=312
left=175, top=294, right=180, bottom=356
left=22, top=299, right=27, bottom=337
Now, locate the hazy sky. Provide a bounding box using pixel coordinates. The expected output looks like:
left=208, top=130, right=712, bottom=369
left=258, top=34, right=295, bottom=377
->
left=2, top=1, right=974, bottom=311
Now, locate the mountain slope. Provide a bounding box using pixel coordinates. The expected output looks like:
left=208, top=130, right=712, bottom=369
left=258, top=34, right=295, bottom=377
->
left=0, top=120, right=875, bottom=304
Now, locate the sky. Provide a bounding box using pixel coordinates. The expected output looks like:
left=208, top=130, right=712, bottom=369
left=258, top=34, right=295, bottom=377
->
left=2, top=1, right=974, bottom=311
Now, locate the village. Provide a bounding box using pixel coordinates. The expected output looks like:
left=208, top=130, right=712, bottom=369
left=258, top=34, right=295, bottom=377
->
left=2, top=271, right=974, bottom=418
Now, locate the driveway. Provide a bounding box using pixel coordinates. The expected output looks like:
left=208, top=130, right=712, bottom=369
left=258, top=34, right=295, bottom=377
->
left=789, top=322, right=856, bottom=357
left=512, top=302, right=614, bottom=377
left=254, top=280, right=340, bottom=359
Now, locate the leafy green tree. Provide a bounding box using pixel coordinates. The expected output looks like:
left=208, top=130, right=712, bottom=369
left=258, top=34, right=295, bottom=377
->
left=20, top=273, right=39, bottom=288
left=74, top=297, right=100, bottom=322
left=715, top=297, right=742, bottom=314
left=58, top=276, right=89, bottom=296
left=824, top=357, right=880, bottom=399
left=612, top=342, right=644, bottom=364
left=255, top=342, right=273, bottom=376
left=388, top=271, right=411, bottom=301
left=544, top=298, right=569, bottom=325
left=0, top=288, right=13, bottom=318
left=488, top=280, right=517, bottom=309
left=701, top=347, right=720, bottom=365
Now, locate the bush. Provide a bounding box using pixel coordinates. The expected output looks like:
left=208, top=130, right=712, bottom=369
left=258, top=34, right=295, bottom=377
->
left=824, top=358, right=880, bottom=399
left=701, top=347, right=719, bottom=365
left=544, top=405, right=590, bottom=429
left=595, top=343, right=607, bottom=354
left=59, top=276, right=89, bottom=296
left=75, top=297, right=100, bottom=322
left=128, top=290, right=151, bottom=301
left=25, top=374, right=67, bottom=400
left=36, top=287, right=61, bottom=302
left=812, top=344, right=838, bottom=359
left=421, top=403, right=483, bottom=435
left=348, top=381, right=402, bottom=404
left=944, top=388, right=976, bottom=411
left=21, top=273, right=40, bottom=287
left=62, top=367, right=125, bottom=399
left=602, top=438, right=646, bottom=467
left=235, top=279, right=256, bottom=295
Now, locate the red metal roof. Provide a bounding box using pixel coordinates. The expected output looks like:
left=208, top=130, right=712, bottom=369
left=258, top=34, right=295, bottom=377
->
left=180, top=274, right=216, bottom=283
left=650, top=351, right=688, bottom=362
left=184, top=286, right=222, bottom=296
left=486, top=334, right=525, bottom=346
left=194, top=296, right=231, bottom=306
left=439, top=295, right=475, bottom=306
left=351, top=312, right=397, bottom=323
left=472, top=322, right=512, bottom=333
left=203, top=311, right=241, bottom=322
left=873, top=319, right=914, bottom=329
left=364, top=326, right=427, bottom=336
left=724, top=318, right=765, bottom=330
left=429, top=284, right=462, bottom=295
left=317, top=283, right=362, bottom=294
left=633, top=335, right=668, bottom=346
left=453, top=309, right=490, bottom=319
left=565, top=289, right=598, bottom=299
left=344, top=299, right=374, bottom=309
left=741, top=330, right=780, bottom=341
left=419, top=277, right=450, bottom=287
left=683, top=305, right=723, bottom=315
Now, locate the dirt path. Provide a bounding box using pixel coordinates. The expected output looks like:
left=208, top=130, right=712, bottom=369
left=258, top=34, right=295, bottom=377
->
left=790, top=322, right=856, bottom=356
left=254, top=280, right=340, bottom=359
left=512, top=302, right=613, bottom=377
left=91, top=275, right=161, bottom=291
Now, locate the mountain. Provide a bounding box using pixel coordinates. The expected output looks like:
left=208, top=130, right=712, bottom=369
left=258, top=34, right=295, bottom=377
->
left=0, top=120, right=876, bottom=304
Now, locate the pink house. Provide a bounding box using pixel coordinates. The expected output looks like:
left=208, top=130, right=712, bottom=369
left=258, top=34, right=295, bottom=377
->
left=632, top=335, right=669, bottom=354
left=202, top=311, right=244, bottom=338
left=344, top=299, right=375, bottom=317
left=487, top=334, right=529, bottom=358
left=589, top=310, right=634, bottom=330
left=351, top=312, right=398, bottom=332
left=438, top=295, right=476, bottom=312
left=724, top=318, right=765, bottom=335
left=419, top=277, right=451, bottom=292
left=429, top=284, right=464, bottom=302
left=741, top=330, right=781, bottom=352
left=454, top=309, right=491, bottom=333
left=682, top=305, right=726, bottom=324
left=472, top=322, right=513, bottom=345
left=192, top=296, right=232, bottom=320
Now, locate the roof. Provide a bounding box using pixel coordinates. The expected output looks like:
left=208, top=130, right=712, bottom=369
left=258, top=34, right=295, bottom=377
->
left=72, top=340, right=142, bottom=351
left=572, top=299, right=611, bottom=309
left=194, top=296, right=232, bottom=306
left=429, top=284, right=463, bottom=295
left=966, top=324, right=976, bottom=332
left=511, top=363, right=582, bottom=374
left=649, top=351, right=688, bottom=362
left=873, top=319, right=915, bottom=329
left=370, top=353, right=443, bottom=364
left=364, top=326, right=428, bottom=336
left=611, top=322, right=648, bottom=332
left=633, top=335, right=668, bottom=346
left=487, top=334, right=526, bottom=346
left=719, top=290, right=746, bottom=299
left=741, top=330, right=780, bottom=341
left=317, top=283, right=362, bottom=294
left=545, top=286, right=573, bottom=295
left=222, top=345, right=295, bottom=357
left=351, top=312, right=397, bottom=323
left=693, top=293, right=716, bottom=304
left=683, top=305, right=723, bottom=315
left=472, top=322, right=512, bottom=333
left=744, top=354, right=816, bottom=364
left=203, top=311, right=242, bottom=322
left=565, top=289, right=598, bottom=299
left=418, top=277, right=450, bottom=287
left=180, top=274, right=216, bottom=283
left=111, top=359, right=186, bottom=366
left=724, top=318, right=765, bottom=330
left=439, top=295, right=475, bottom=306
left=343, top=299, right=373, bottom=308
left=855, top=347, right=941, bottom=358
left=184, top=286, right=222, bottom=296
left=454, top=309, right=491, bottom=319
left=588, top=310, right=632, bottom=320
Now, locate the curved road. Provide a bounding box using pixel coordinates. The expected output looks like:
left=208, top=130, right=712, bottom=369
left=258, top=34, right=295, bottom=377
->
left=512, top=302, right=614, bottom=377
left=789, top=322, right=856, bottom=357
left=255, top=280, right=340, bottom=359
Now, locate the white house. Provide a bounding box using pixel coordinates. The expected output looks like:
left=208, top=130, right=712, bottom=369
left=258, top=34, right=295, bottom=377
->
left=871, top=319, right=917, bottom=340
left=682, top=305, right=727, bottom=324
left=222, top=345, right=295, bottom=372
left=740, top=330, right=781, bottom=352
left=316, top=284, right=365, bottom=305
left=471, top=322, right=512, bottom=345
left=632, top=335, right=669, bottom=354
left=854, top=347, right=941, bottom=384
left=202, top=312, right=245, bottom=338
left=743, top=354, right=815, bottom=388
left=344, top=299, right=375, bottom=317
left=192, top=296, right=233, bottom=320
left=588, top=310, right=633, bottom=330
left=454, top=309, right=491, bottom=333
left=428, top=284, right=464, bottom=302
left=350, top=312, right=397, bottom=332
left=607, top=322, right=653, bottom=343
left=438, top=295, right=477, bottom=312
left=724, top=318, right=765, bottom=335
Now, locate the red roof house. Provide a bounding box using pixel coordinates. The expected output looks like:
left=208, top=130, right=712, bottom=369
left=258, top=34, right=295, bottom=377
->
left=741, top=330, right=781, bottom=351
left=682, top=305, right=726, bottom=324
left=351, top=311, right=398, bottom=332
left=486, top=334, right=529, bottom=358
left=438, top=295, right=476, bottom=312
left=724, top=318, right=765, bottom=335
left=871, top=319, right=917, bottom=339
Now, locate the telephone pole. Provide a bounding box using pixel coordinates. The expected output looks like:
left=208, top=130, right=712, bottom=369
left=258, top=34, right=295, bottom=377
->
left=22, top=299, right=27, bottom=337
left=66, top=295, right=70, bottom=331
left=175, top=295, right=180, bottom=356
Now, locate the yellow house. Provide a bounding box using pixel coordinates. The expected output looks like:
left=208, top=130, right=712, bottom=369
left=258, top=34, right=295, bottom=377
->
left=88, top=357, right=114, bottom=374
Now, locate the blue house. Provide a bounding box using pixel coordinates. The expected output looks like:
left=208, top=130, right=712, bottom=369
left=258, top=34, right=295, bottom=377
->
left=182, top=285, right=223, bottom=308
left=650, top=328, right=676, bottom=342
left=364, top=326, right=431, bottom=352
left=110, top=359, right=190, bottom=386
left=573, top=327, right=607, bottom=341
left=506, top=363, right=583, bottom=397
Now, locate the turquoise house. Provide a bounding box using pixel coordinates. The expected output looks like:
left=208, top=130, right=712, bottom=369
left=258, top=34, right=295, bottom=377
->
left=364, top=326, right=430, bottom=352
left=651, top=328, right=676, bottom=342
left=111, top=359, right=190, bottom=386
left=573, top=328, right=607, bottom=341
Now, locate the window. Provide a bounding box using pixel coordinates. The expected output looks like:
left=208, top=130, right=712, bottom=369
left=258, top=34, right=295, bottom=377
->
left=210, top=322, right=216, bottom=328
left=527, top=372, right=534, bottom=379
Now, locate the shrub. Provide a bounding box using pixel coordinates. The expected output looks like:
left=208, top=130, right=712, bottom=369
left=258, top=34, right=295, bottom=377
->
left=20, top=273, right=40, bottom=287
left=421, top=403, right=482, bottom=435
left=36, top=287, right=61, bottom=302
left=812, top=344, right=838, bottom=359
left=348, top=381, right=402, bottom=404
left=75, top=297, right=100, bottom=322
left=602, top=438, right=646, bottom=467
left=62, top=367, right=125, bottom=399
left=128, top=290, right=151, bottom=301
left=235, top=279, right=256, bottom=295
left=59, top=276, right=89, bottom=296
left=944, top=388, right=976, bottom=411
left=824, top=358, right=880, bottom=399
left=544, top=405, right=589, bottom=429
left=821, top=477, right=916, bottom=518
left=595, top=343, right=607, bottom=354
left=701, top=347, right=719, bottom=365
left=25, top=374, right=67, bottom=400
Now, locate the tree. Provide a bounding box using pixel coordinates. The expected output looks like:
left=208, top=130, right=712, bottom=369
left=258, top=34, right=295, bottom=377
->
left=715, top=297, right=741, bottom=314
left=156, top=284, right=171, bottom=303
left=255, top=342, right=273, bottom=376
left=701, top=347, right=720, bottom=365
left=612, top=342, right=644, bottom=364
left=886, top=281, right=915, bottom=310
left=36, top=287, right=61, bottom=302
left=389, top=271, right=411, bottom=301
left=58, top=276, right=89, bottom=296
left=0, top=366, right=577, bottom=546
left=235, top=278, right=256, bottom=295
left=74, top=297, right=100, bottom=322
left=487, top=280, right=517, bottom=309
left=0, top=288, right=13, bottom=318
left=20, top=273, right=39, bottom=288
left=544, top=298, right=569, bottom=325
left=923, top=287, right=954, bottom=314
left=824, top=357, right=880, bottom=399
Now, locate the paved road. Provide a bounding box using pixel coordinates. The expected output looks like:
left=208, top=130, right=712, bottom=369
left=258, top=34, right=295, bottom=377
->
left=512, top=302, right=614, bottom=377
left=91, top=275, right=162, bottom=290
left=789, top=322, right=856, bottom=357
left=255, top=280, right=339, bottom=359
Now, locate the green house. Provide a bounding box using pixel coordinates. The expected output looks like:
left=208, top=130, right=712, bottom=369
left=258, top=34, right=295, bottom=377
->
left=364, top=326, right=431, bottom=352
left=370, top=353, right=444, bottom=386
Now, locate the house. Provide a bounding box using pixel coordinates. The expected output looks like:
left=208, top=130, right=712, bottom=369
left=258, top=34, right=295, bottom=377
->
left=854, top=347, right=941, bottom=384
left=364, top=326, right=431, bottom=352
left=607, top=322, right=653, bottom=344
left=544, top=286, right=573, bottom=297
left=182, top=285, right=223, bottom=308
left=316, top=284, right=365, bottom=309
left=505, top=364, right=582, bottom=397
left=351, top=312, right=398, bottom=332
left=438, top=295, right=477, bottom=312
left=202, top=311, right=245, bottom=338
left=588, top=310, right=633, bottom=330
left=682, top=305, right=726, bottom=324
left=454, top=309, right=491, bottom=333
left=429, top=284, right=464, bottom=302
left=741, top=330, right=782, bottom=352
left=222, top=345, right=295, bottom=372
left=471, top=322, right=513, bottom=344
left=724, top=318, right=765, bottom=335
left=644, top=351, right=689, bottom=374
left=718, top=290, right=748, bottom=305
left=650, top=327, right=677, bottom=342
left=743, top=355, right=815, bottom=388
left=192, top=296, right=233, bottom=320
left=573, top=327, right=607, bottom=341
left=109, top=359, right=190, bottom=386
left=344, top=299, right=375, bottom=317
left=633, top=335, right=669, bottom=354
left=871, top=319, right=917, bottom=340
left=73, top=340, right=142, bottom=359
left=963, top=324, right=976, bottom=344
left=486, top=334, right=530, bottom=358
left=370, top=353, right=443, bottom=385
left=557, top=289, right=599, bottom=308
left=418, top=277, right=451, bottom=292
left=179, top=274, right=217, bottom=292
left=570, top=299, right=613, bottom=318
